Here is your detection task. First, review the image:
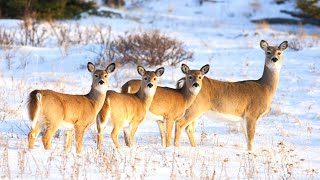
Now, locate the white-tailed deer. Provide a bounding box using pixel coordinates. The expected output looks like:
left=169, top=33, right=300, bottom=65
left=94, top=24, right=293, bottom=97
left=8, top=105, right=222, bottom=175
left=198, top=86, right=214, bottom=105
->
left=121, top=64, right=209, bottom=147
left=174, top=40, right=288, bottom=151
left=97, top=66, right=164, bottom=149
left=27, top=62, right=115, bottom=153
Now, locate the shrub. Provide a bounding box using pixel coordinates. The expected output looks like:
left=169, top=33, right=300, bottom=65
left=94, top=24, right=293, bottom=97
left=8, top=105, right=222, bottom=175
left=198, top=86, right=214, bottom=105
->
left=109, top=30, right=193, bottom=67
left=296, top=0, right=320, bottom=20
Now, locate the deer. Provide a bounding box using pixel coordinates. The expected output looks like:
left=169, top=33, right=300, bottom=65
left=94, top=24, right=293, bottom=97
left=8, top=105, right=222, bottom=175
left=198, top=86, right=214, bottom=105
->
left=174, top=40, right=288, bottom=151
left=97, top=66, right=164, bottom=149
left=27, top=62, right=115, bottom=154
left=121, top=64, right=209, bottom=147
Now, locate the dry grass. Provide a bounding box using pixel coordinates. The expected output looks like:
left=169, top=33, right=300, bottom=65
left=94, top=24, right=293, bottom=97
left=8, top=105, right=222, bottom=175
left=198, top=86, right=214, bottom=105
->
left=0, top=116, right=318, bottom=179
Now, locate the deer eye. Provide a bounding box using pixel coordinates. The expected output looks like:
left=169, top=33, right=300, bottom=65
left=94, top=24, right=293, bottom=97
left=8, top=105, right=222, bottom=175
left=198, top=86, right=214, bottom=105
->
left=154, top=77, right=157, bottom=81
left=199, top=76, right=202, bottom=80
left=189, top=76, right=192, bottom=80
left=94, top=74, right=99, bottom=78
left=104, top=74, right=107, bottom=78
left=267, top=51, right=271, bottom=55
left=144, top=77, right=148, bottom=81
left=277, top=52, right=281, bottom=55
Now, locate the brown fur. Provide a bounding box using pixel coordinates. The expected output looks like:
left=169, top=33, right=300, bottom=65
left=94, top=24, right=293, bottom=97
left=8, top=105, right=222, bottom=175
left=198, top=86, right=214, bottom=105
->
left=174, top=40, right=288, bottom=151
left=27, top=62, right=115, bottom=153
left=121, top=64, right=209, bottom=147
left=97, top=66, right=164, bottom=149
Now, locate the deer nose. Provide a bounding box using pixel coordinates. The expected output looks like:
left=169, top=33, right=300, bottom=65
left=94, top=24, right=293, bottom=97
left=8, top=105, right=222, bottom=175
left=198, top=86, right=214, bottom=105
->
left=147, top=83, right=153, bottom=88
left=99, top=80, right=104, bottom=85
left=272, top=57, right=278, bottom=62
left=192, top=82, right=199, bottom=87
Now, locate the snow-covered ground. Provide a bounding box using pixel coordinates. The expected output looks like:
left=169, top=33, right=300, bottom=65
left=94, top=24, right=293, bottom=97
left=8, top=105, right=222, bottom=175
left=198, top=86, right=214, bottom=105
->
left=0, top=0, right=319, bottom=178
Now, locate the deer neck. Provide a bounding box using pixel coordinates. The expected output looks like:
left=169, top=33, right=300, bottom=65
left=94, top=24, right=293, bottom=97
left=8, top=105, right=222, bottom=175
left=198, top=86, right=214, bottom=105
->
left=136, top=87, right=155, bottom=111
left=86, top=87, right=107, bottom=113
left=259, top=65, right=280, bottom=96
left=179, top=84, right=198, bottom=109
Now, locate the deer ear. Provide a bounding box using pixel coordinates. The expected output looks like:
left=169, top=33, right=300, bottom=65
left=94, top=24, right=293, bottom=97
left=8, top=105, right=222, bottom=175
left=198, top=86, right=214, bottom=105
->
left=176, top=78, right=185, bottom=89
left=106, top=63, right=115, bottom=73
left=181, top=64, right=190, bottom=74
left=260, top=40, right=268, bottom=50
left=279, top=41, right=288, bottom=51
left=200, top=64, right=210, bottom=75
left=87, top=62, right=95, bottom=72
left=137, top=66, right=146, bottom=76
left=155, top=67, right=165, bottom=77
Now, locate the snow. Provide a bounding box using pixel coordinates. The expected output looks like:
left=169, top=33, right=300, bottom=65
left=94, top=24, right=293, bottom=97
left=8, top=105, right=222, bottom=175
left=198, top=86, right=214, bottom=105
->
left=0, top=0, right=319, bottom=178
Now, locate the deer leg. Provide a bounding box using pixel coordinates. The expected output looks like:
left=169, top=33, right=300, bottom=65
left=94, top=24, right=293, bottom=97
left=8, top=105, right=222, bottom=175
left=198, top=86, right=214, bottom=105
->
left=28, top=122, right=41, bottom=149
left=97, top=107, right=109, bottom=150
left=185, top=120, right=198, bottom=147
left=75, top=127, right=85, bottom=154
left=96, top=105, right=110, bottom=150
left=240, top=118, right=248, bottom=143
left=65, top=130, right=72, bottom=152
left=123, top=126, right=131, bottom=147
left=246, top=116, right=257, bottom=151
left=111, top=126, right=121, bottom=148
left=174, top=118, right=185, bottom=147
left=165, top=119, right=174, bottom=147
left=175, top=113, right=202, bottom=147
left=97, top=121, right=105, bottom=151
left=156, top=120, right=166, bottom=147
left=128, top=123, right=139, bottom=148
left=42, top=125, right=58, bottom=150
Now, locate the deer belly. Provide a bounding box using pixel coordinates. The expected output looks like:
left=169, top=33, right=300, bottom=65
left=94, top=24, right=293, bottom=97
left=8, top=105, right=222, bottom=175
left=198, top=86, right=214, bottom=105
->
left=59, top=121, right=75, bottom=130
left=205, top=111, right=243, bottom=122
left=146, top=111, right=164, bottom=122
left=122, top=119, right=131, bottom=128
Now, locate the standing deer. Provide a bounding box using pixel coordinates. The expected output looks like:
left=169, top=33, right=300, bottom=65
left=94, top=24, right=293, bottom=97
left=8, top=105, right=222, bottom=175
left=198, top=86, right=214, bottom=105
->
left=27, top=62, right=115, bottom=153
left=97, top=66, right=164, bottom=149
left=121, top=64, right=209, bottom=147
left=174, top=40, right=288, bottom=151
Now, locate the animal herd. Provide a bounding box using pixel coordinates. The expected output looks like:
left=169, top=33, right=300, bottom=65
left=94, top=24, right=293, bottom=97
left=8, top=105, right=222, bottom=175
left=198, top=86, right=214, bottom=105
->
left=27, top=40, right=288, bottom=153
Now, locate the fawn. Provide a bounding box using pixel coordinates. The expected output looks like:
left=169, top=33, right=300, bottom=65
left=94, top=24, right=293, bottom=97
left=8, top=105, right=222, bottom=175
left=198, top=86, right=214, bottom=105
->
left=27, top=62, right=115, bottom=153
left=97, top=66, right=164, bottom=149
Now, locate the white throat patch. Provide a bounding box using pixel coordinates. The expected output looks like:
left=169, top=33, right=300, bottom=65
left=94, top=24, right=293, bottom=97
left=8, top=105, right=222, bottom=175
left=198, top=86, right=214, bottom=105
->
left=94, top=84, right=108, bottom=93
left=144, top=86, right=156, bottom=97
left=190, top=86, right=201, bottom=94
left=266, top=61, right=281, bottom=72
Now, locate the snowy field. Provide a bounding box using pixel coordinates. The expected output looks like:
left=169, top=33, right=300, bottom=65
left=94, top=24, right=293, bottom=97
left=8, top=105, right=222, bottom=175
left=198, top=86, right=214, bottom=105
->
left=0, top=0, right=319, bottom=179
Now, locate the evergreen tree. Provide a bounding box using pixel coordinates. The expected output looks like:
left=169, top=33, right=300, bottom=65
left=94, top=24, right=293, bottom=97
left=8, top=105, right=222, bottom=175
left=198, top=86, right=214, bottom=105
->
left=0, top=0, right=95, bottom=20
left=297, top=0, right=320, bottom=20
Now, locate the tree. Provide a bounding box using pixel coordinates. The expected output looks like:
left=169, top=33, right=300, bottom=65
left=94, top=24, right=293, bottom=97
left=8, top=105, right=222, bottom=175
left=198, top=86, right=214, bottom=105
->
left=296, top=0, right=320, bottom=20
left=0, top=0, right=95, bottom=20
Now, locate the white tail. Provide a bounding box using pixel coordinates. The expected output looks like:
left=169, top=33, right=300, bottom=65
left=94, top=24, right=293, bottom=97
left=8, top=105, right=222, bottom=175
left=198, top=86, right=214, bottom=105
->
left=97, top=66, right=164, bottom=149
left=121, top=64, right=209, bottom=147
left=174, top=40, right=288, bottom=151
left=27, top=62, right=115, bottom=153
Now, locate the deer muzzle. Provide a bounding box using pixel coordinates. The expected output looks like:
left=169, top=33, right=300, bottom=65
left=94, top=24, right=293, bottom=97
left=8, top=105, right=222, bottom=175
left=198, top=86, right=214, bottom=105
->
left=271, top=57, right=278, bottom=62
left=192, top=82, right=199, bottom=88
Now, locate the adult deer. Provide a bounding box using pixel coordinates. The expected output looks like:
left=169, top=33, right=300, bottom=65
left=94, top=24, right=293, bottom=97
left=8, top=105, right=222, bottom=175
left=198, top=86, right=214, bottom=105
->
left=121, top=64, right=209, bottom=147
left=174, top=40, right=288, bottom=151
left=97, top=66, right=164, bottom=149
left=27, top=62, right=115, bottom=153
